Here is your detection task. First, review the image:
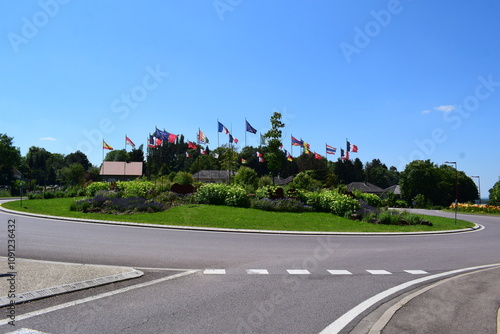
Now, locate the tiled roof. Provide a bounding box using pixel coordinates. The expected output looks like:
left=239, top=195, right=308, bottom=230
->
left=100, top=162, right=143, bottom=176
left=346, top=182, right=385, bottom=193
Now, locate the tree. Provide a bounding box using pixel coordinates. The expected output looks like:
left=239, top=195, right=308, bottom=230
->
left=489, top=178, right=500, bottom=206
left=0, top=134, right=21, bottom=185
left=26, top=146, right=53, bottom=187
left=65, top=151, right=91, bottom=170
left=263, top=112, right=285, bottom=177
left=233, top=166, right=258, bottom=191
left=104, top=149, right=129, bottom=162
left=364, top=159, right=399, bottom=188
left=129, top=144, right=145, bottom=162
left=61, top=163, right=85, bottom=186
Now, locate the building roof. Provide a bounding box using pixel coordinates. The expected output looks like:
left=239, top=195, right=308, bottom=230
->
left=346, top=182, right=385, bottom=194
left=384, top=184, right=401, bottom=195
left=100, top=161, right=143, bottom=176
left=192, top=170, right=235, bottom=181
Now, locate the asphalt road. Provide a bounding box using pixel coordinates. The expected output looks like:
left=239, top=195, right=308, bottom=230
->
left=0, top=203, right=499, bottom=333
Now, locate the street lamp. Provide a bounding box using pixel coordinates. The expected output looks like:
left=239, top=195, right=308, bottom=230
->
left=445, top=161, right=458, bottom=225
left=471, top=175, right=481, bottom=204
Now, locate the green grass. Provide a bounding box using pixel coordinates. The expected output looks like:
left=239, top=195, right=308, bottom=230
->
left=1, top=198, right=475, bottom=232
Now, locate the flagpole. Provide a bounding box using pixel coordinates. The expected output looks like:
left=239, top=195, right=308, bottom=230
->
left=217, top=120, right=220, bottom=148
left=245, top=118, right=247, bottom=148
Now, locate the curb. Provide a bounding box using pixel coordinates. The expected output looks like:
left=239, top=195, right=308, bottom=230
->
left=0, top=268, right=143, bottom=307
left=0, top=205, right=482, bottom=236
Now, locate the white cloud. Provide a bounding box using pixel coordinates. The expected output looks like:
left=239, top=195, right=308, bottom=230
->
left=421, top=109, right=432, bottom=114
left=434, top=105, right=455, bottom=113
left=39, top=137, right=56, bottom=141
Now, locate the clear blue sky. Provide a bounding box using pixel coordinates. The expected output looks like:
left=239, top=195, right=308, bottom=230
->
left=1, top=0, right=499, bottom=198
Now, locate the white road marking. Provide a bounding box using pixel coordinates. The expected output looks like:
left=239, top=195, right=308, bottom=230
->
left=203, top=269, right=226, bottom=275
left=6, top=329, right=50, bottom=334
left=327, top=270, right=352, bottom=275
left=246, top=269, right=269, bottom=275
left=0, top=270, right=198, bottom=327
left=319, top=263, right=500, bottom=334
left=404, top=270, right=428, bottom=274
left=287, top=269, right=310, bottom=275
left=367, top=270, right=392, bottom=275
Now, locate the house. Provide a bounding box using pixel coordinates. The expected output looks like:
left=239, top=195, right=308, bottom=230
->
left=99, top=161, right=143, bottom=182
left=382, top=184, right=401, bottom=199
left=346, top=182, right=385, bottom=195
left=192, top=170, right=235, bottom=183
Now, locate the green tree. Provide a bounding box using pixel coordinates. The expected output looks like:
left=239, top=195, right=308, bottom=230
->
left=233, top=166, right=258, bottom=191
left=0, top=134, right=21, bottom=185
left=263, top=112, right=285, bottom=177
left=104, top=149, right=129, bottom=161
left=489, top=178, right=500, bottom=206
left=173, top=171, right=194, bottom=185
left=62, top=163, right=85, bottom=186
left=65, top=151, right=91, bottom=170
left=129, top=144, right=145, bottom=162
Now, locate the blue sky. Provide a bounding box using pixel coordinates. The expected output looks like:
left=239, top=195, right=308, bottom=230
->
left=1, top=0, right=499, bottom=197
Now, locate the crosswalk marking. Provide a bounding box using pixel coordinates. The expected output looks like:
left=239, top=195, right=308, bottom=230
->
left=287, top=269, right=310, bottom=275
left=246, top=269, right=269, bottom=275
left=366, top=270, right=392, bottom=275
left=203, top=269, right=226, bottom=275
left=327, top=270, right=352, bottom=275
left=404, top=270, right=428, bottom=274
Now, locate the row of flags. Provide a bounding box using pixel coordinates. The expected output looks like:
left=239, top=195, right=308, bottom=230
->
left=103, top=120, right=360, bottom=163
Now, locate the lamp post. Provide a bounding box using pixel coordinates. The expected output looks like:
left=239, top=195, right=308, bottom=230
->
left=471, top=175, right=481, bottom=204
left=445, top=161, right=458, bottom=225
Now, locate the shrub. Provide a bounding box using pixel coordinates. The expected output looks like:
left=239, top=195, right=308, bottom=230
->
left=234, top=167, right=258, bottom=191
left=378, top=211, right=401, bottom=225
left=173, top=172, right=194, bottom=185
left=303, top=190, right=360, bottom=217
left=116, top=181, right=155, bottom=198
left=355, top=191, right=383, bottom=208
left=289, top=172, right=322, bottom=192
left=258, top=175, right=273, bottom=188
left=43, top=191, right=56, bottom=199
left=73, top=196, right=164, bottom=214
left=195, top=183, right=249, bottom=207
left=255, top=185, right=279, bottom=200
left=251, top=197, right=313, bottom=213
left=85, top=182, right=109, bottom=197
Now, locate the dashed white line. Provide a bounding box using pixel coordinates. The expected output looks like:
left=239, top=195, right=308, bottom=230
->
left=367, top=270, right=392, bottom=275
left=246, top=269, right=269, bottom=275
left=404, top=270, right=428, bottom=275
left=327, top=270, right=352, bottom=275
left=287, top=269, right=310, bottom=275
left=203, top=269, right=226, bottom=275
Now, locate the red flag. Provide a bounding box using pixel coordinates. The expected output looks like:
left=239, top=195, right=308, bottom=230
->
left=314, top=153, right=322, bottom=160
left=125, top=136, right=135, bottom=148
left=187, top=141, right=197, bottom=149
left=200, top=149, right=207, bottom=155
left=103, top=141, right=113, bottom=150
left=185, top=152, right=191, bottom=158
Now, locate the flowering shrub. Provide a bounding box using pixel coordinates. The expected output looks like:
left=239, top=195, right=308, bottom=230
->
left=116, top=181, right=155, bottom=198
left=303, top=190, right=360, bottom=217
left=71, top=196, right=164, bottom=214
left=195, top=183, right=250, bottom=207
left=450, top=202, right=500, bottom=214
left=85, top=182, right=109, bottom=197
left=251, top=198, right=313, bottom=213
left=354, top=191, right=383, bottom=208
left=255, top=185, right=280, bottom=200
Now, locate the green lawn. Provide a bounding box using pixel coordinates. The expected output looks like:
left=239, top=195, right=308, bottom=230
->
left=1, top=198, right=475, bottom=232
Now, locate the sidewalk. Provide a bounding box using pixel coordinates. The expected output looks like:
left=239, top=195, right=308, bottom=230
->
left=361, top=266, right=500, bottom=334
left=0, top=257, right=142, bottom=307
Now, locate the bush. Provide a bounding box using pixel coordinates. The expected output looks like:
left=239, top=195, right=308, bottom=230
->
left=43, top=191, right=56, bottom=199
left=234, top=167, right=258, bottom=191
left=85, top=182, right=109, bottom=197
left=116, top=181, right=155, bottom=198
left=303, top=190, right=360, bottom=217
left=255, top=185, right=280, bottom=200
left=195, top=183, right=249, bottom=207
left=251, top=197, right=313, bottom=213
left=258, top=175, right=273, bottom=188
left=378, top=211, right=401, bottom=225
left=289, top=172, right=322, bottom=192
left=355, top=191, right=383, bottom=208
left=173, top=172, right=194, bottom=185
left=73, top=196, right=164, bottom=214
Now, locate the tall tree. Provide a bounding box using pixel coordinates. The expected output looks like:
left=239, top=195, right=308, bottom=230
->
left=263, top=112, right=285, bottom=177
left=489, top=178, right=500, bottom=206
left=0, top=134, right=21, bottom=185
left=65, top=151, right=91, bottom=170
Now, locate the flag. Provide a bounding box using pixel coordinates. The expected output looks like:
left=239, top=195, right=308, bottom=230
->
left=256, top=151, right=263, bottom=157
left=218, top=121, right=230, bottom=134
left=185, top=152, right=191, bottom=158
left=347, top=140, right=358, bottom=153
left=260, top=134, right=268, bottom=146
left=200, top=149, right=207, bottom=155
left=103, top=141, right=113, bottom=150
left=187, top=141, right=197, bottom=149
left=155, top=128, right=177, bottom=143
left=198, top=130, right=209, bottom=144
left=287, top=153, right=293, bottom=161
left=148, top=135, right=156, bottom=148
left=303, top=141, right=311, bottom=154
left=125, top=136, right=135, bottom=148
left=291, top=136, right=303, bottom=146
left=326, top=145, right=336, bottom=155
left=229, top=134, right=239, bottom=143
left=258, top=157, right=265, bottom=163
left=241, top=158, right=247, bottom=164
left=213, top=153, right=219, bottom=159
left=245, top=120, right=257, bottom=134
left=314, top=152, right=322, bottom=160
left=341, top=149, right=350, bottom=160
